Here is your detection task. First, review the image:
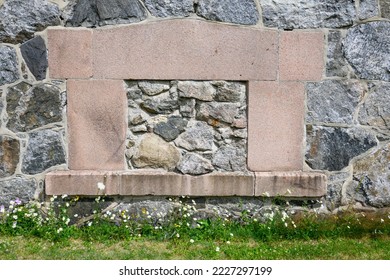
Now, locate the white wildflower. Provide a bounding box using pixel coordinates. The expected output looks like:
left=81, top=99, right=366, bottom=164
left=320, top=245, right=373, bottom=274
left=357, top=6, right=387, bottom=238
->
left=57, top=228, right=63, bottom=234
left=97, top=182, right=105, bottom=191
left=226, top=241, right=231, bottom=244
left=216, top=247, right=220, bottom=252
left=190, top=239, right=194, bottom=243
left=87, top=221, right=93, bottom=227
left=176, top=233, right=180, bottom=238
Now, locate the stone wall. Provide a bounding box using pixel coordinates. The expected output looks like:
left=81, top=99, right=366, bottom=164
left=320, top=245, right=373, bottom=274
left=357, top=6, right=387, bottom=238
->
left=0, top=0, right=389, bottom=214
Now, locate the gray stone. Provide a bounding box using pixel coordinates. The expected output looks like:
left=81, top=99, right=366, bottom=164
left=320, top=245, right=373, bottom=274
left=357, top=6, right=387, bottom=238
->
left=212, top=81, right=246, bottom=103
left=140, top=91, right=179, bottom=114
left=343, top=21, right=390, bottom=81
left=22, top=129, right=66, bottom=175
left=179, top=98, right=196, bottom=118
left=306, top=80, right=364, bottom=124
left=0, top=0, right=60, bottom=44
left=0, top=45, right=19, bottom=86
left=326, top=171, right=350, bottom=211
left=6, top=82, right=64, bottom=132
left=196, top=0, right=259, bottom=25
left=381, top=0, right=390, bottom=19
left=132, top=133, right=180, bottom=170
left=326, top=30, right=349, bottom=77
left=20, top=36, right=48, bottom=81
left=212, top=145, right=246, bottom=172
left=0, top=135, right=20, bottom=178
left=358, top=0, right=379, bottom=20
left=128, top=108, right=149, bottom=125
left=177, top=152, right=214, bottom=175
left=130, top=124, right=147, bottom=133
left=66, top=0, right=147, bottom=27
left=358, top=82, right=390, bottom=130
left=138, top=81, right=170, bottom=96
left=347, top=144, right=390, bottom=207
left=144, top=0, right=193, bottom=17
left=0, top=177, right=37, bottom=207
left=261, top=0, right=356, bottom=29
left=154, top=116, right=187, bottom=142
left=177, top=81, right=216, bottom=101
left=196, top=102, right=240, bottom=125
left=306, top=125, right=377, bottom=171
left=175, top=120, right=214, bottom=151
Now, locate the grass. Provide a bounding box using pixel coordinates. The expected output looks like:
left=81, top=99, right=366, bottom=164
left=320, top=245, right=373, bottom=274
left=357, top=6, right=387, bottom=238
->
left=1, top=196, right=390, bottom=260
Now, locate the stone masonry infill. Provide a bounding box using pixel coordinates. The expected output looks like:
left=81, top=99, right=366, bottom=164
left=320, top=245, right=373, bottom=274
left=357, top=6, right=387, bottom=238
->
left=126, top=80, right=247, bottom=175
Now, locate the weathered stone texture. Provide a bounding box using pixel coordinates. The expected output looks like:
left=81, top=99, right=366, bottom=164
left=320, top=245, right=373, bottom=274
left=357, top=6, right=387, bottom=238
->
left=261, top=0, right=356, bottom=29
left=0, top=177, right=37, bottom=206
left=326, top=172, right=350, bottom=211
left=138, top=81, right=170, bottom=96
left=212, top=145, right=246, bottom=172
left=22, top=129, right=66, bottom=175
left=20, top=36, right=48, bottom=81
left=358, top=82, right=390, bottom=130
left=0, top=0, right=60, bottom=44
left=144, top=0, right=193, bottom=17
left=358, top=0, right=379, bottom=19
left=306, top=126, right=377, bottom=171
left=6, top=82, right=64, bottom=132
left=177, top=153, right=214, bottom=175
left=0, top=136, right=20, bottom=178
left=196, top=0, right=259, bottom=25
left=343, top=21, right=390, bottom=82
left=197, top=102, right=241, bottom=125
left=177, top=81, right=216, bottom=101
left=381, top=0, right=390, bottom=19
left=0, top=45, right=19, bottom=86
left=326, top=30, right=349, bottom=77
left=65, top=0, right=147, bottom=27
left=347, top=144, right=390, bottom=207
left=175, top=120, right=214, bottom=151
left=132, top=134, right=180, bottom=170
left=306, top=80, right=364, bottom=124
left=154, top=116, right=187, bottom=142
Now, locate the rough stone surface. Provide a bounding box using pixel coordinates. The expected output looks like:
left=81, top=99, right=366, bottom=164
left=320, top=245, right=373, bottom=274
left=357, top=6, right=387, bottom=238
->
left=132, top=134, right=180, bottom=170
left=154, top=116, right=187, bottom=142
left=177, top=81, right=216, bottom=101
left=326, top=30, right=349, bottom=77
left=144, top=0, right=193, bottom=17
left=306, top=126, right=377, bottom=171
left=196, top=0, right=258, bottom=25
left=177, top=153, right=214, bottom=175
left=0, top=177, right=37, bottom=207
left=65, top=0, right=147, bottom=27
left=306, top=80, right=364, bottom=124
left=22, top=129, right=66, bottom=175
left=174, top=121, right=214, bottom=151
left=6, top=82, right=64, bottom=132
left=0, top=136, right=20, bottom=178
left=358, top=82, right=390, bottom=131
left=261, top=0, right=356, bottom=29
left=358, top=0, right=379, bottom=20
left=381, top=0, right=390, bottom=19
left=138, top=81, right=170, bottom=96
left=0, top=45, right=19, bottom=86
left=197, top=102, right=240, bottom=125
left=213, top=81, right=246, bottom=103
left=212, top=145, right=246, bottom=172
left=141, top=91, right=179, bottom=114
left=20, top=36, right=48, bottom=81
left=343, top=21, right=390, bottom=82
left=347, top=144, right=390, bottom=207
left=0, top=0, right=60, bottom=44
left=326, top=172, right=350, bottom=211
